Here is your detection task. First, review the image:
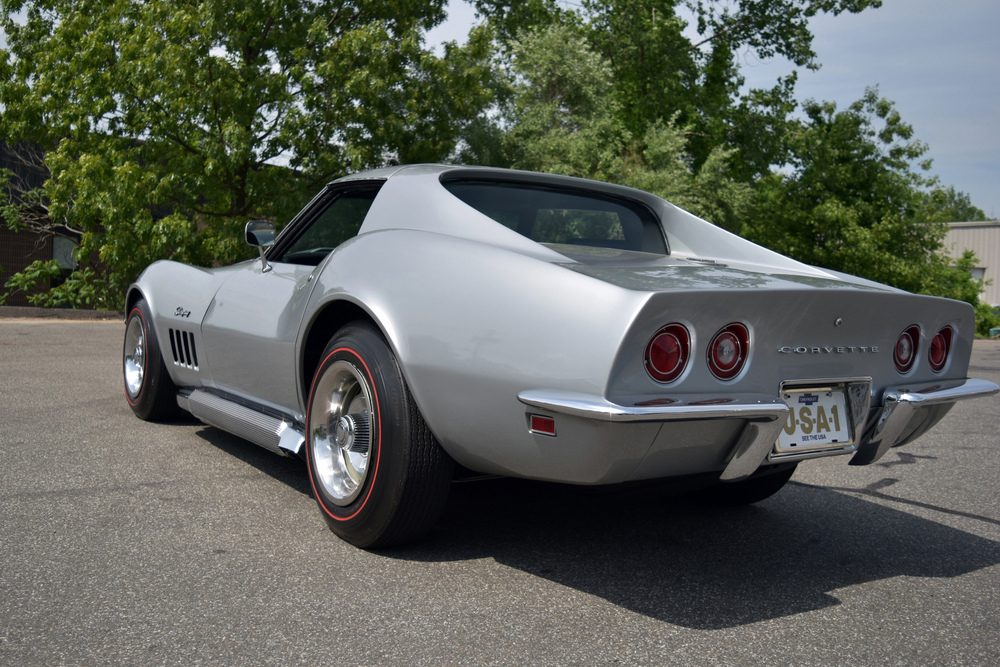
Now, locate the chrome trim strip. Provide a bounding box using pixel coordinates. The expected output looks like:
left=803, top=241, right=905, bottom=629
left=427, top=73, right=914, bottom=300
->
left=516, top=390, right=789, bottom=423
left=850, top=378, right=999, bottom=465
left=718, top=418, right=789, bottom=482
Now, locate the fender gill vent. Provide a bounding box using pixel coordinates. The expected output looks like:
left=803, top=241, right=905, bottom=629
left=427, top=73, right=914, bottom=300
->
left=168, top=328, right=199, bottom=370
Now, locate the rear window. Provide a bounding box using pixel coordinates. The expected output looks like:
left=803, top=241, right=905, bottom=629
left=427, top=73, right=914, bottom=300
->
left=443, top=180, right=667, bottom=255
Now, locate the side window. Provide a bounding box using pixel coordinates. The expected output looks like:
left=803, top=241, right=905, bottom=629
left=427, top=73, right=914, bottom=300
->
left=275, top=189, right=378, bottom=266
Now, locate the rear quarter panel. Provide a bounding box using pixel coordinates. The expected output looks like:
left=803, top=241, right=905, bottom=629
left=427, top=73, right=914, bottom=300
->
left=304, top=229, right=653, bottom=478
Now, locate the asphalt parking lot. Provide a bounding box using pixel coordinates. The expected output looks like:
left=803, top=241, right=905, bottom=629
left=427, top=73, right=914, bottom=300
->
left=2, top=318, right=999, bottom=665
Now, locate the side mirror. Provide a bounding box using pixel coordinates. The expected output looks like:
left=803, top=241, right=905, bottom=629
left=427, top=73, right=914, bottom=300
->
left=245, top=220, right=276, bottom=248
left=245, top=221, right=276, bottom=272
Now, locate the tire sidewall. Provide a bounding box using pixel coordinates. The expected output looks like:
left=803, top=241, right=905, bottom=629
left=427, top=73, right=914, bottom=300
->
left=124, top=306, right=151, bottom=409
left=305, top=326, right=409, bottom=546
left=123, top=299, right=174, bottom=421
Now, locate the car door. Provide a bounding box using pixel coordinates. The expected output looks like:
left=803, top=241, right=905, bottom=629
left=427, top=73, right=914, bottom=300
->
left=200, top=182, right=382, bottom=418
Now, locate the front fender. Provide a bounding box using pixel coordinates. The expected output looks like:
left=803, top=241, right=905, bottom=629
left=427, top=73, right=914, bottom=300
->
left=128, top=260, right=235, bottom=388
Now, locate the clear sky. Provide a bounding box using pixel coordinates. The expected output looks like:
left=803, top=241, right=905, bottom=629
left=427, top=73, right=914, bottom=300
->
left=428, top=0, right=1000, bottom=219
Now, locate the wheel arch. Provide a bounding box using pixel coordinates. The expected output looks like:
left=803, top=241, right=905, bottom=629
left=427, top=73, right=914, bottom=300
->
left=300, top=298, right=392, bottom=404
left=124, top=285, right=146, bottom=319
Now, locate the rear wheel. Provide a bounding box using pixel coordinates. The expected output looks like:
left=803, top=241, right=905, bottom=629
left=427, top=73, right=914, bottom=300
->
left=123, top=298, right=178, bottom=421
left=306, top=322, right=453, bottom=548
left=697, top=464, right=797, bottom=506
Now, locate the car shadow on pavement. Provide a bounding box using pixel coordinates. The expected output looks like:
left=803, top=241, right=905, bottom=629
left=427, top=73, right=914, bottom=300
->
left=389, top=476, right=1000, bottom=630
left=182, top=423, right=1000, bottom=631
left=191, top=423, right=314, bottom=497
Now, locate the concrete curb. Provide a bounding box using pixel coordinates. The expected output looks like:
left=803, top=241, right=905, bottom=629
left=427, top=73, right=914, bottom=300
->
left=0, top=305, right=122, bottom=320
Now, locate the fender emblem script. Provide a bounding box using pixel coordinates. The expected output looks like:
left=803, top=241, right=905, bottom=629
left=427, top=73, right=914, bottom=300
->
left=777, top=345, right=879, bottom=354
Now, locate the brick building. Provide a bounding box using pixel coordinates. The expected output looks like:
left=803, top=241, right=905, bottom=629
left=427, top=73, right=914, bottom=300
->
left=0, top=142, right=77, bottom=307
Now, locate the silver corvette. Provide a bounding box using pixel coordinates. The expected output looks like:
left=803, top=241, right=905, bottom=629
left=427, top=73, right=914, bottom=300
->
left=123, top=164, right=999, bottom=547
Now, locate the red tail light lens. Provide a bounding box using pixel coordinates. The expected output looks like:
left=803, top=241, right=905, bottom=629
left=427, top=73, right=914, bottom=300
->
left=894, top=325, right=920, bottom=373
left=644, top=324, right=690, bottom=383
left=708, top=323, right=750, bottom=380
left=928, top=327, right=953, bottom=372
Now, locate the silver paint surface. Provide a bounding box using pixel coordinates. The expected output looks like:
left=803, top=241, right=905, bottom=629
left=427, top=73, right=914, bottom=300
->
left=127, top=165, right=998, bottom=484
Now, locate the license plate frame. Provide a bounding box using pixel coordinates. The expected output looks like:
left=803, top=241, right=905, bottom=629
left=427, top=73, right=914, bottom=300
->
left=775, top=386, right=852, bottom=454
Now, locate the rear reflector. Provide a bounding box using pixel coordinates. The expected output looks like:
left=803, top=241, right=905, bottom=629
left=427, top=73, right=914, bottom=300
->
left=529, top=414, right=557, bottom=437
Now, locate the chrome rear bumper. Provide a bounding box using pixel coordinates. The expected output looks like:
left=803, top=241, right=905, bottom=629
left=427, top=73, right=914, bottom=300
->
left=518, top=377, right=998, bottom=482
left=849, top=378, right=999, bottom=465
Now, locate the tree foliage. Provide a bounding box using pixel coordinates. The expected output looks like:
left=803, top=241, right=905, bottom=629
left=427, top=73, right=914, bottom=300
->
left=0, top=0, right=496, bottom=308
left=738, top=90, right=981, bottom=301
left=493, top=23, right=751, bottom=230
left=2, top=0, right=993, bottom=332
left=742, top=90, right=930, bottom=286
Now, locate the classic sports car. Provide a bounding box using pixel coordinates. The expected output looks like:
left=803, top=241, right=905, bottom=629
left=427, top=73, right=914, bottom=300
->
left=123, top=164, right=998, bottom=547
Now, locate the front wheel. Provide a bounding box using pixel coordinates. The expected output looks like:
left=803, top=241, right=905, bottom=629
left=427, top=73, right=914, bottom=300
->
left=306, top=322, right=453, bottom=548
left=123, top=298, right=178, bottom=421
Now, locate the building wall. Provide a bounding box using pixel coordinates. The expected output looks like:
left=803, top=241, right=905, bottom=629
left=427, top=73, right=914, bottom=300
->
left=0, top=229, right=53, bottom=307
left=1, top=143, right=55, bottom=307
left=944, top=222, right=1000, bottom=307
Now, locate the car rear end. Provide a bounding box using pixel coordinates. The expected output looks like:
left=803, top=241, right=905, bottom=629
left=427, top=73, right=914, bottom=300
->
left=518, top=262, right=995, bottom=484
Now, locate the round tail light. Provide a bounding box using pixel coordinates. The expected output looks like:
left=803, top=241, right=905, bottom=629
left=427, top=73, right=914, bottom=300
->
left=708, top=323, right=750, bottom=380
left=644, top=324, right=690, bottom=383
left=894, top=325, right=920, bottom=374
left=928, top=327, right=953, bottom=372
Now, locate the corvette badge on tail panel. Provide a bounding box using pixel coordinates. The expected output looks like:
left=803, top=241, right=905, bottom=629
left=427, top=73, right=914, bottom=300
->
left=123, top=164, right=998, bottom=548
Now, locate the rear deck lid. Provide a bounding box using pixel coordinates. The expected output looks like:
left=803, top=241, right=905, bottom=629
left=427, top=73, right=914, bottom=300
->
left=550, top=245, right=897, bottom=294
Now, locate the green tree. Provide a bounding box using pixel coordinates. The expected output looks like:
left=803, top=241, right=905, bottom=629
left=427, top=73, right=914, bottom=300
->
left=498, top=23, right=751, bottom=229
left=578, top=1, right=881, bottom=171
left=742, top=89, right=937, bottom=287
left=742, top=89, right=992, bottom=328
left=469, top=1, right=882, bottom=213
left=912, top=186, right=988, bottom=224
left=502, top=23, right=627, bottom=182
left=0, top=0, right=497, bottom=309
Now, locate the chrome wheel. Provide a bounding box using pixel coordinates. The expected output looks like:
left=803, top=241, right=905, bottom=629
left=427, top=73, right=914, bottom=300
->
left=309, top=359, right=374, bottom=506
left=306, top=323, right=454, bottom=547
left=124, top=315, right=146, bottom=398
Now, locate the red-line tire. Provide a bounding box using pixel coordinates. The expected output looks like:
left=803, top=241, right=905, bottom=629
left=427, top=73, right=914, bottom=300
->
left=305, top=322, right=453, bottom=548
left=123, top=298, right=178, bottom=421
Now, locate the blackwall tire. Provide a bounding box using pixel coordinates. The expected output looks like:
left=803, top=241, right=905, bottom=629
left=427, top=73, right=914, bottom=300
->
left=306, top=322, right=453, bottom=548
left=123, top=298, right=178, bottom=421
left=699, top=464, right=797, bottom=507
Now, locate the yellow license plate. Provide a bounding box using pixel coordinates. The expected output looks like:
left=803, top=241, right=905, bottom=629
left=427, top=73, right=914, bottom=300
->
left=775, top=388, right=851, bottom=454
